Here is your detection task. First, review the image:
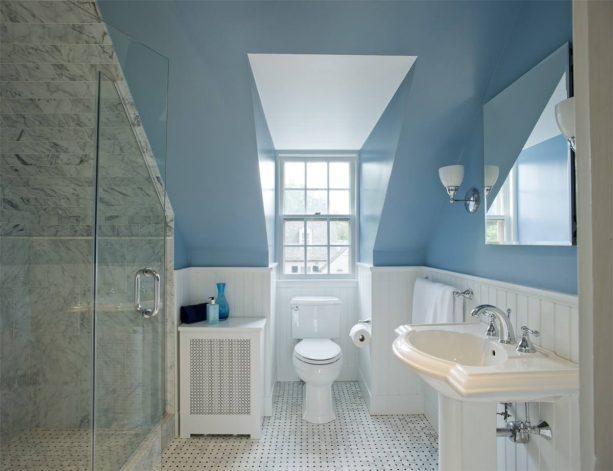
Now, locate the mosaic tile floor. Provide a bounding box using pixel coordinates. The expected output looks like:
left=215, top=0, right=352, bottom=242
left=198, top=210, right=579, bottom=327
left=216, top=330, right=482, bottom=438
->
left=0, top=428, right=143, bottom=471
left=162, top=381, right=438, bottom=470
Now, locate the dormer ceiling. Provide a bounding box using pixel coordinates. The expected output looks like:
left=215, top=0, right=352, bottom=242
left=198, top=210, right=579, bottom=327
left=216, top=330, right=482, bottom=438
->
left=248, top=54, right=416, bottom=150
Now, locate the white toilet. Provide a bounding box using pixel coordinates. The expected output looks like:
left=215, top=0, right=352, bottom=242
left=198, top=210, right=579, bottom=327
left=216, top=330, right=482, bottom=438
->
left=291, top=296, right=342, bottom=424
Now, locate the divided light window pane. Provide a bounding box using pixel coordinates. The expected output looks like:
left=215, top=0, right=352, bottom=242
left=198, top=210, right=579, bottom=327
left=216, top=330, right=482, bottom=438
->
left=284, top=220, right=303, bottom=245
left=329, top=190, right=350, bottom=214
left=329, top=162, right=350, bottom=189
left=307, top=162, right=327, bottom=188
left=330, top=220, right=350, bottom=245
left=330, top=246, right=350, bottom=274
left=284, top=161, right=305, bottom=188
left=306, top=220, right=327, bottom=245
left=282, top=158, right=353, bottom=276
left=307, top=246, right=328, bottom=274
left=306, top=190, right=327, bottom=214
left=284, top=190, right=305, bottom=214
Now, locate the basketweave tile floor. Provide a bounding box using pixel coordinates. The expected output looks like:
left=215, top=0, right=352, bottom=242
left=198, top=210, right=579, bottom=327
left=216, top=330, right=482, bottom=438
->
left=0, top=428, right=142, bottom=471
left=162, top=381, right=438, bottom=470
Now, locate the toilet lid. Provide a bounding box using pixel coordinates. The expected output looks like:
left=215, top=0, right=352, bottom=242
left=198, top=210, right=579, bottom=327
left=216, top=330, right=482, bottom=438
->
left=294, top=339, right=341, bottom=362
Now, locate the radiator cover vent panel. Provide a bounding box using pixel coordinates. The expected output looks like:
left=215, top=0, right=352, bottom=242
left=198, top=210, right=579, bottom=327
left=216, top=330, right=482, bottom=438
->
left=189, top=338, right=251, bottom=415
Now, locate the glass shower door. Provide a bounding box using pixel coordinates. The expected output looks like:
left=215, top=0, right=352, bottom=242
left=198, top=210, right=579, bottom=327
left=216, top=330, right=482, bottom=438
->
left=93, top=71, right=167, bottom=470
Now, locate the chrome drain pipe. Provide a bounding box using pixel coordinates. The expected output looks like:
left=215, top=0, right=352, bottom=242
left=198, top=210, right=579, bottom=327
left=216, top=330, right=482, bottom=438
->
left=497, top=420, right=553, bottom=443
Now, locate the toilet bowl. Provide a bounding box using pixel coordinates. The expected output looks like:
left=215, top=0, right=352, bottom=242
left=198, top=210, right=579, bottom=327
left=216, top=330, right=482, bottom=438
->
left=290, top=296, right=342, bottom=423
left=293, top=338, right=342, bottom=423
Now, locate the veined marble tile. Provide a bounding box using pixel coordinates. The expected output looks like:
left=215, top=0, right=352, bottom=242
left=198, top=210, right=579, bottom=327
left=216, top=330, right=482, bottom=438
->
left=0, top=152, right=94, bottom=167
left=0, top=63, right=120, bottom=82
left=0, top=112, right=96, bottom=128
left=3, top=182, right=95, bottom=207
left=0, top=223, right=93, bottom=237
left=0, top=1, right=99, bottom=25
left=0, top=97, right=96, bottom=114
left=1, top=206, right=93, bottom=226
left=0, top=81, right=97, bottom=99
left=0, top=126, right=95, bottom=142
left=0, top=160, right=94, bottom=178
left=1, top=22, right=110, bottom=45
left=2, top=137, right=95, bottom=154
left=0, top=44, right=115, bottom=64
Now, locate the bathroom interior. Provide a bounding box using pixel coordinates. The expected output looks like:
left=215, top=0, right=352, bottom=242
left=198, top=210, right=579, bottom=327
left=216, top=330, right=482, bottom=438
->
left=0, top=0, right=611, bottom=470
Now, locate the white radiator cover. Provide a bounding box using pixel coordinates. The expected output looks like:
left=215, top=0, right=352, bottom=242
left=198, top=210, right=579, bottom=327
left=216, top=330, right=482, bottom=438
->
left=189, top=338, right=251, bottom=416
left=179, top=318, right=266, bottom=439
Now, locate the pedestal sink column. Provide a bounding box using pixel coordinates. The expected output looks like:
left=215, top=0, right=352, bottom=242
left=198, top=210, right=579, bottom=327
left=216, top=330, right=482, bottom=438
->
left=438, top=394, right=497, bottom=471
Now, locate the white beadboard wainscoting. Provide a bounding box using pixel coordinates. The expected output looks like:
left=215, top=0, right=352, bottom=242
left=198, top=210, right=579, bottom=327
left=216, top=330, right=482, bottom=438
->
left=357, top=264, right=425, bottom=414
left=422, top=266, right=579, bottom=471
left=275, top=279, right=359, bottom=382
left=357, top=264, right=579, bottom=471
left=176, top=264, right=578, bottom=471
left=174, top=266, right=277, bottom=415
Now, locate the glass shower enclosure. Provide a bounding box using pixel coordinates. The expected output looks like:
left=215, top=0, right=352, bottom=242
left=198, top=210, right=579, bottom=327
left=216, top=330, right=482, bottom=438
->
left=0, top=15, right=169, bottom=470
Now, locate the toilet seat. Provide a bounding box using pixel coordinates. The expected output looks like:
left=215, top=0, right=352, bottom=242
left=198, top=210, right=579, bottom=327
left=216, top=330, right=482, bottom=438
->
left=294, top=339, right=342, bottom=365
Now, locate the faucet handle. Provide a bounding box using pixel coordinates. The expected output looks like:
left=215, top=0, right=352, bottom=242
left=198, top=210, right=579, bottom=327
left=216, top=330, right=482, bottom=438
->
left=485, top=314, right=498, bottom=338
left=517, top=325, right=539, bottom=353
left=521, top=325, right=540, bottom=337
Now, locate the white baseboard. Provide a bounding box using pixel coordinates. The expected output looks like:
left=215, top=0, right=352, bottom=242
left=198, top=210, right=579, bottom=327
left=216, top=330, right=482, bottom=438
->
left=358, top=368, right=423, bottom=415
left=358, top=369, right=372, bottom=412
left=263, top=381, right=276, bottom=416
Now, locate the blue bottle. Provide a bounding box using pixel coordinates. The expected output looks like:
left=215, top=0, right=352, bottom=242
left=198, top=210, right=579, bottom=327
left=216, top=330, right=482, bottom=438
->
left=206, top=297, right=219, bottom=325
left=216, top=282, right=229, bottom=320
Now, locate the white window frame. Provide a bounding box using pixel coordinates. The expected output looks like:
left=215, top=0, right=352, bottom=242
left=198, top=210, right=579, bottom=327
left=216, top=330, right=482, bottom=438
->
left=485, top=165, right=518, bottom=244
left=276, top=152, right=358, bottom=279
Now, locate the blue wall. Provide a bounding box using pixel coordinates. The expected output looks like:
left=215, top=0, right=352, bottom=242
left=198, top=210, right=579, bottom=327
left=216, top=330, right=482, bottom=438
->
left=426, top=0, right=576, bottom=294
left=359, top=71, right=413, bottom=264
left=100, top=0, right=576, bottom=293
left=99, top=0, right=526, bottom=268
left=174, top=227, right=189, bottom=269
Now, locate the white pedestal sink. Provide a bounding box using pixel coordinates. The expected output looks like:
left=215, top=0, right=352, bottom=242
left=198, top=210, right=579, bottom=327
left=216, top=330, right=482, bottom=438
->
left=393, top=323, right=578, bottom=471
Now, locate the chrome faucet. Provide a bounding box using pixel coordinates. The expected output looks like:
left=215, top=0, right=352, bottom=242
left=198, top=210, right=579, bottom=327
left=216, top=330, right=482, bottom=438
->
left=471, top=304, right=516, bottom=344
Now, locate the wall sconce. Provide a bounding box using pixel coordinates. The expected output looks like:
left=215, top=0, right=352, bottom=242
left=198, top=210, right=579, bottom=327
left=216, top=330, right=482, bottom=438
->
left=555, top=97, right=576, bottom=151
left=484, top=165, right=499, bottom=197
left=439, top=164, right=480, bottom=213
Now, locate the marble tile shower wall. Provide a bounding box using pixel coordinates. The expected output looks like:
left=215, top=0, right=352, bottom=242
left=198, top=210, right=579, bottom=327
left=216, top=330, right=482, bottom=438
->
left=0, top=0, right=168, bottom=446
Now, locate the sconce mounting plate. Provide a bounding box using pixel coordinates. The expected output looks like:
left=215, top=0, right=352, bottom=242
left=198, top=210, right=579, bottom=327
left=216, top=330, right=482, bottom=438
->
left=464, top=188, right=480, bottom=214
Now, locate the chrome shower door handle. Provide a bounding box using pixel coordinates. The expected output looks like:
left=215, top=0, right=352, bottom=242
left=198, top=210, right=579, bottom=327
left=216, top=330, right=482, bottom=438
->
left=134, top=268, right=161, bottom=319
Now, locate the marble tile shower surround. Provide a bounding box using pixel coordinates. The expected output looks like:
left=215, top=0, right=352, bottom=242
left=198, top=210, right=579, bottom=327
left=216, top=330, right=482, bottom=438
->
left=0, top=1, right=176, bottom=469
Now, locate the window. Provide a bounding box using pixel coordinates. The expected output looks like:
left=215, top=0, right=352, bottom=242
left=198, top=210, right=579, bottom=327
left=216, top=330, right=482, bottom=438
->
left=279, top=156, right=356, bottom=277
left=485, top=166, right=517, bottom=244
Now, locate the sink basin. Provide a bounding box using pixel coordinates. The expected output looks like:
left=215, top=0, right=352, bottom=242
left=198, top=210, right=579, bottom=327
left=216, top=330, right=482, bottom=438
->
left=393, top=322, right=578, bottom=402
left=407, top=330, right=507, bottom=367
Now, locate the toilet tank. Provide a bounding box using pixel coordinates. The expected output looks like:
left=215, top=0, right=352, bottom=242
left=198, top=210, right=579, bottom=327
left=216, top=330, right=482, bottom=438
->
left=291, top=296, right=341, bottom=339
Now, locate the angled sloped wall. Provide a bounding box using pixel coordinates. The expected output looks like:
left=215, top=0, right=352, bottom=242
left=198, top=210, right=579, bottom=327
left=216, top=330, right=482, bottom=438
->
left=359, top=70, right=414, bottom=264
left=99, top=0, right=271, bottom=267
left=251, top=79, right=277, bottom=265
left=426, top=0, right=576, bottom=294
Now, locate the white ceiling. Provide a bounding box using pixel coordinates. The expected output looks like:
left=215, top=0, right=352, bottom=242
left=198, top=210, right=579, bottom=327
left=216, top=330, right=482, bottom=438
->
left=248, top=54, right=416, bottom=150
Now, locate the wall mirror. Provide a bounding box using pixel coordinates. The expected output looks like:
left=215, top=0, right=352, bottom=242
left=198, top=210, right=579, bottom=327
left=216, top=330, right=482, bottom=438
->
left=484, top=43, right=575, bottom=246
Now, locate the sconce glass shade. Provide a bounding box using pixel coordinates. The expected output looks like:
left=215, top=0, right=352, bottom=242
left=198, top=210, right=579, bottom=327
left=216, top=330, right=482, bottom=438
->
left=555, top=97, right=576, bottom=150
left=484, top=165, right=499, bottom=195
left=439, top=165, right=464, bottom=189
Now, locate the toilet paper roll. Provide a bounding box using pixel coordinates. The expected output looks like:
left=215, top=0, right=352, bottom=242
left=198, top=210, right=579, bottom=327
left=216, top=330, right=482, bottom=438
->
left=350, top=323, right=371, bottom=347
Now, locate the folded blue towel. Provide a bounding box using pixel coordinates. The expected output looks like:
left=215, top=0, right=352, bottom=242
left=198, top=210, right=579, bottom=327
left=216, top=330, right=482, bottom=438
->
left=180, top=303, right=207, bottom=324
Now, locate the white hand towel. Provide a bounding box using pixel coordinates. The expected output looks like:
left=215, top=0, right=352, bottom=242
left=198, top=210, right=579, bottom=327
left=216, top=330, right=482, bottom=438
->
left=412, top=277, right=464, bottom=324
